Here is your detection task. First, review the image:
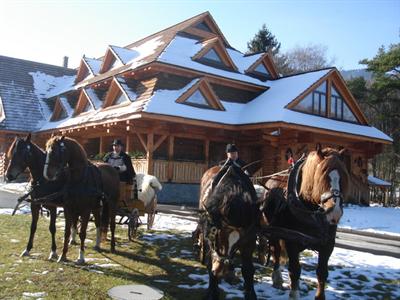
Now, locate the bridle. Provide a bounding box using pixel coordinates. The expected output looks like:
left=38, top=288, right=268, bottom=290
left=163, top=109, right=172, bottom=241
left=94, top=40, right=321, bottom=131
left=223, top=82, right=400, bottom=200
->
left=7, top=139, right=33, bottom=180
left=44, top=140, right=69, bottom=178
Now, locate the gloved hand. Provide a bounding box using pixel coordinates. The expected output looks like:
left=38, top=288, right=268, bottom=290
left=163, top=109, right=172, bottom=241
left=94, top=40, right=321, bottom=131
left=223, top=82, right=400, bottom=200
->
left=114, top=166, right=120, bottom=171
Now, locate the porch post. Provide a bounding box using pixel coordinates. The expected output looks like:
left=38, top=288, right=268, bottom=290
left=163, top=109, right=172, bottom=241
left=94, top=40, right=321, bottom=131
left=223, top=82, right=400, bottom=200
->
left=204, top=139, right=210, bottom=169
left=168, top=136, right=174, bottom=181
left=99, top=136, right=107, bottom=154
left=146, top=133, right=154, bottom=175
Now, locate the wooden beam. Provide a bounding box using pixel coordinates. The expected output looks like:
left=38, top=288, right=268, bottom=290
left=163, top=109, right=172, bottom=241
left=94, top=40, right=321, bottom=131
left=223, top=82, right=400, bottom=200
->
left=136, top=133, right=147, bottom=151
left=205, top=139, right=210, bottom=168
left=168, top=136, right=174, bottom=181
left=146, top=133, right=154, bottom=175
left=153, top=135, right=168, bottom=152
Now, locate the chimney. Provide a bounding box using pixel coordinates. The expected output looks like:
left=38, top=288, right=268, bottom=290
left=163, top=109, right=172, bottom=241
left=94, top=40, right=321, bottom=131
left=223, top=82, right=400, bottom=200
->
left=63, top=56, right=69, bottom=68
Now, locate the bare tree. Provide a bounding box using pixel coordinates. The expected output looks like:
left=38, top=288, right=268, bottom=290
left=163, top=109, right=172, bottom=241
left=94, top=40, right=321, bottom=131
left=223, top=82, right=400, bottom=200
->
left=285, top=43, right=336, bottom=73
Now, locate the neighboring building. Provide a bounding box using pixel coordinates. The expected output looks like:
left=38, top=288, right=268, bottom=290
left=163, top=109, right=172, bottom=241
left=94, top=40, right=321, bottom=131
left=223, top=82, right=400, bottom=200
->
left=0, top=12, right=392, bottom=205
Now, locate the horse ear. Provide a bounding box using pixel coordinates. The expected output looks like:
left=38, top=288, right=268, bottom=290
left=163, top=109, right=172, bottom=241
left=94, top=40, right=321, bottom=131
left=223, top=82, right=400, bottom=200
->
left=316, top=143, right=323, bottom=158
left=339, top=148, right=349, bottom=159
left=25, top=133, right=31, bottom=143
left=60, top=135, right=65, bottom=141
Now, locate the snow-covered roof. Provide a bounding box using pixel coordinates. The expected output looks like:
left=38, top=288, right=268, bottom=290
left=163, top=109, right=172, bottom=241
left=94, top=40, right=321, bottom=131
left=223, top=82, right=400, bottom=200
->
left=59, top=96, right=74, bottom=117
left=84, top=88, right=103, bottom=110
left=110, top=45, right=139, bottom=65
left=116, top=77, right=137, bottom=101
left=143, top=69, right=392, bottom=142
left=368, top=176, right=391, bottom=187
left=158, top=36, right=268, bottom=86
left=84, top=57, right=102, bottom=75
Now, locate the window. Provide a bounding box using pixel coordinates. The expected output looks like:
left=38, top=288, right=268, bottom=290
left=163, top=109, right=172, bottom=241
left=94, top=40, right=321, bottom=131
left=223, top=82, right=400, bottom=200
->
left=293, top=82, right=327, bottom=116
left=330, top=86, right=357, bottom=122
left=82, top=101, right=91, bottom=113
left=59, top=109, right=68, bottom=120
left=254, top=63, right=271, bottom=77
left=202, top=48, right=222, bottom=63
left=185, top=90, right=209, bottom=106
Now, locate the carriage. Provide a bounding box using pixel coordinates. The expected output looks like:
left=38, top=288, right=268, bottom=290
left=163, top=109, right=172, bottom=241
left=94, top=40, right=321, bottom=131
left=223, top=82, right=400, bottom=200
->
left=114, top=174, right=160, bottom=241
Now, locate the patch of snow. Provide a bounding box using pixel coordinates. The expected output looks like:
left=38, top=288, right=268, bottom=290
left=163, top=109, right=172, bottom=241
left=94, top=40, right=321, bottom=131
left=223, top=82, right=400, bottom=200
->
left=22, top=292, right=47, bottom=298
left=84, top=57, right=102, bottom=75
left=110, top=45, right=139, bottom=65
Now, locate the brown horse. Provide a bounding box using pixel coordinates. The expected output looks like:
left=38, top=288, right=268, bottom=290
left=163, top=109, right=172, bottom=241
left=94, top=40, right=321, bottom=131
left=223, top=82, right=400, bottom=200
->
left=262, top=145, right=349, bottom=300
left=43, top=136, right=119, bottom=263
left=196, top=165, right=259, bottom=300
left=5, top=134, right=78, bottom=260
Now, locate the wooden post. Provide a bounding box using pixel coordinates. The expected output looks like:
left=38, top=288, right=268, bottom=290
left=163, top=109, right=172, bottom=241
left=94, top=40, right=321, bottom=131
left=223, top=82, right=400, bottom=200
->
left=146, top=133, right=154, bottom=175
left=168, top=136, right=174, bottom=181
left=99, top=136, right=107, bottom=154
left=125, top=135, right=131, bottom=153
left=204, top=139, right=210, bottom=169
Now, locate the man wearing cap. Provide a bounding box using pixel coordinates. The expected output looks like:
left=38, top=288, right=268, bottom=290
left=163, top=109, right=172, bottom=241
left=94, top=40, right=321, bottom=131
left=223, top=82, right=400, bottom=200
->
left=103, top=139, right=137, bottom=203
left=211, top=144, right=257, bottom=202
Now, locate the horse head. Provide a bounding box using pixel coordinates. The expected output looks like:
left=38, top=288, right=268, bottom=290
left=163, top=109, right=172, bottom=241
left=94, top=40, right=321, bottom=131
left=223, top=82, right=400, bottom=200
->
left=204, top=166, right=258, bottom=279
left=299, top=144, right=349, bottom=225
left=5, top=134, right=39, bottom=182
left=43, top=135, right=69, bottom=181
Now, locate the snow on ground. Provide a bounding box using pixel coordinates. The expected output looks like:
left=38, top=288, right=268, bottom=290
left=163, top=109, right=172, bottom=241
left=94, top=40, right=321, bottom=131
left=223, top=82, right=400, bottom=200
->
left=1, top=182, right=399, bottom=299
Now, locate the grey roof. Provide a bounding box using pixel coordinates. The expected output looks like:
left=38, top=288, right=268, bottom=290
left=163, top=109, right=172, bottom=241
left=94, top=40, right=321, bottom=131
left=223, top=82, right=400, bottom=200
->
left=0, top=55, right=76, bottom=132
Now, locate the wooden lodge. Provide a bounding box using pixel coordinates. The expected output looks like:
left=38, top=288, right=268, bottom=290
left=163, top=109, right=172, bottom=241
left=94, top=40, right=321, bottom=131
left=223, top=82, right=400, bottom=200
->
left=0, top=12, right=392, bottom=205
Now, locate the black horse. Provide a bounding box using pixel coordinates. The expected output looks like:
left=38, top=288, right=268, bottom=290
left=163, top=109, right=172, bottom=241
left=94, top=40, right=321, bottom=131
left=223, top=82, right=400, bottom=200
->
left=199, top=165, right=259, bottom=300
left=5, top=134, right=77, bottom=260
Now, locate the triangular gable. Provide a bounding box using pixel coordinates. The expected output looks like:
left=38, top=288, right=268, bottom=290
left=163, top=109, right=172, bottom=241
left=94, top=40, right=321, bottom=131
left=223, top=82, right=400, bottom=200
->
left=50, top=96, right=70, bottom=121
left=75, top=56, right=102, bottom=83
left=103, top=77, right=136, bottom=108
left=83, top=88, right=104, bottom=110
left=109, top=45, right=138, bottom=64
left=180, top=12, right=231, bottom=48
left=287, top=69, right=368, bottom=125
left=74, top=89, right=95, bottom=116
left=99, top=46, right=125, bottom=73
left=245, top=52, right=279, bottom=80
left=176, top=78, right=224, bottom=110
left=192, top=37, right=237, bottom=71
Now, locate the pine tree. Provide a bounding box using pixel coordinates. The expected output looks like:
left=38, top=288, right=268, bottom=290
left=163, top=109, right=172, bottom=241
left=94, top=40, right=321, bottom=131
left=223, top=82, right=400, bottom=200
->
left=247, top=24, right=281, bottom=55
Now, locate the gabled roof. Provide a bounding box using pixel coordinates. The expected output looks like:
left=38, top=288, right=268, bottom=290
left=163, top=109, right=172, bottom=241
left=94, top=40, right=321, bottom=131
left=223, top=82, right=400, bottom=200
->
left=50, top=96, right=73, bottom=121
left=75, top=56, right=102, bottom=83
left=245, top=52, right=279, bottom=79
left=74, top=88, right=99, bottom=116
left=0, top=55, right=75, bottom=132
left=103, top=77, right=137, bottom=107
left=142, top=69, right=392, bottom=143
left=176, top=77, right=225, bottom=110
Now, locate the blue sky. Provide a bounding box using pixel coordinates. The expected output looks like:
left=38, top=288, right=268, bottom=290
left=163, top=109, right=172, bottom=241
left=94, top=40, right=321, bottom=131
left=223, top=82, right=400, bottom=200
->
left=0, top=0, right=398, bottom=70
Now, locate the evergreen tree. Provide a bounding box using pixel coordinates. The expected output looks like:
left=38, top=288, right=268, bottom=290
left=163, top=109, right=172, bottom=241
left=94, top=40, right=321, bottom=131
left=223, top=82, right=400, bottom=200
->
left=347, top=44, right=400, bottom=205
left=247, top=24, right=281, bottom=55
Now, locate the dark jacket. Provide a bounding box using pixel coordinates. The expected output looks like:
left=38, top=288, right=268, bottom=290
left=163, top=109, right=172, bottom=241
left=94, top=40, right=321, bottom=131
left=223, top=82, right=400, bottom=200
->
left=103, top=151, right=136, bottom=184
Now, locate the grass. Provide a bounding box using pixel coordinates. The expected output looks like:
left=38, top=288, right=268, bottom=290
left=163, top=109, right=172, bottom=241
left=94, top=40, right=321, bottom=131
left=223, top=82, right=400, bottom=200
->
left=0, top=214, right=209, bottom=299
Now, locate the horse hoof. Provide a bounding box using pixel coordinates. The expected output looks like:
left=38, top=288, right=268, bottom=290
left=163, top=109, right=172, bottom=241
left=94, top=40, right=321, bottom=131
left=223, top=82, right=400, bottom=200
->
left=93, top=245, right=101, bottom=252
left=76, top=258, right=85, bottom=265
left=69, top=240, right=78, bottom=246
left=57, top=256, right=67, bottom=263
left=20, top=249, right=30, bottom=257
left=48, top=252, right=58, bottom=260
left=289, top=290, right=300, bottom=300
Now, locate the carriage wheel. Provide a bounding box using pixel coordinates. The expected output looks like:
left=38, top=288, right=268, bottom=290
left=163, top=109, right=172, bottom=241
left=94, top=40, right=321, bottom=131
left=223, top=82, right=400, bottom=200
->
left=128, top=209, right=140, bottom=241
left=147, top=196, right=157, bottom=230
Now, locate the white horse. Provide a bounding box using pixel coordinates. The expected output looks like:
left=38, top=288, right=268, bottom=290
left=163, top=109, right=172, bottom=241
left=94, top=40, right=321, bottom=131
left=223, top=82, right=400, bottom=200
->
left=135, top=173, right=162, bottom=208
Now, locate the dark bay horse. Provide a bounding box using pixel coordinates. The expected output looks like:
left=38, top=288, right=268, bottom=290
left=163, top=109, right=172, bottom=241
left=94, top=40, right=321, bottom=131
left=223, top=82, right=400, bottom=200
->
left=5, top=134, right=77, bottom=259
left=43, top=136, right=119, bottom=263
left=262, top=146, right=349, bottom=300
left=198, top=165, right=260, bottom=300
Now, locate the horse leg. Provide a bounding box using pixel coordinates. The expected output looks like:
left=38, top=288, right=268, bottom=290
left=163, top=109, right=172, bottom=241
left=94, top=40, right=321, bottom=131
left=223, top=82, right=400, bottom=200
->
left=58, top=209, right=73, bottom=263
left=241, top=244, right=257, bottom=300
left=271, top=239, right=284, bottom=289
left=287, top=243, right=301, bottom=300
left=48, top=207, right=58, bottom=260
left=315, top=235, right=335, bottom=300
left=93, top=208, right=101, bottom=251
left=21, top=203, right=40, bottom=257
left=109, top=209, right=116, bottom=253
left=204, top=262, right=220, bottom=300
left=69, top=218, right=78, bottom=245
left=76, top=212, right=90, bottom=265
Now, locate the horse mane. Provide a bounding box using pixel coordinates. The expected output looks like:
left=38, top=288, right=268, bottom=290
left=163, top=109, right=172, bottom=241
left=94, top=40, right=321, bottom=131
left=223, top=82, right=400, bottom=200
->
left=299, top=147, right=349, bottom=205
left=46, top=136, right=88, bottom=165
left=6, top=137, right=18, bottom=159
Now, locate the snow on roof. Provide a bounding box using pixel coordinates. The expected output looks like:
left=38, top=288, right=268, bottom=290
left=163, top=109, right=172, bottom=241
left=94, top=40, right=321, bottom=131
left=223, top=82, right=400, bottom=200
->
left=125, top=35, right=166, bottom=69
left=157, top=36, right=268, bottom=86
left=84, top=88, right=103, bottom=110
left=116, top=77, right=137, bottom=101
left=0, top=95, right=5, bottom=123
left=84, top=57, right=102, bottom=75
left=368, top=176, right=391, bottom=187
left=59, top=96, right=74, bottom=117
left=227, top=49, right=263, bottom=73
left=110, top=45, right=139, bottom=65
left=144, top=69, right=392, bottom=142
